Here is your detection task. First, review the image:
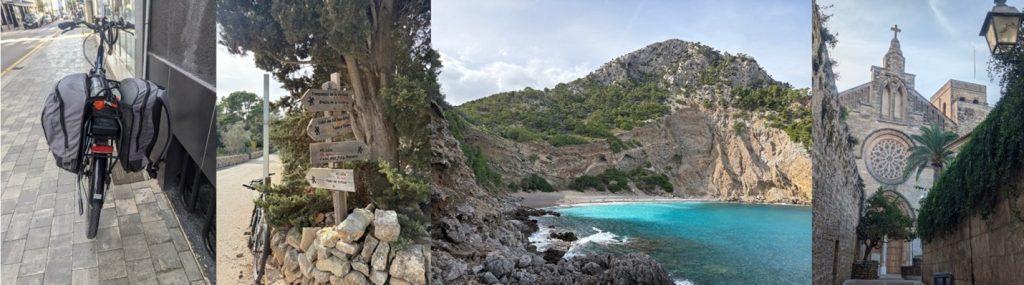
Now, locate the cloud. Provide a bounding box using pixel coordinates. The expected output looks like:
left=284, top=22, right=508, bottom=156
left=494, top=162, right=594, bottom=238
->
left=439, top=52, right=590, bottom=105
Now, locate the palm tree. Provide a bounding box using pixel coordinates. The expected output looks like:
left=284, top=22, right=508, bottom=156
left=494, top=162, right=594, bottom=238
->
left=904, top=124, right=958, bottom=183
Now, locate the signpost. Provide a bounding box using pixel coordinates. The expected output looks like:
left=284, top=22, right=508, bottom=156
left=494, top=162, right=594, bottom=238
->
left=306, top=115, right=354, bottom=141
left=300, top=89, right=352, bottom=112
left=309, top=141, right=369, bottom=166
left=302, top=73, right=366, bottom=225
left=305, top=168, right=356, bottom=192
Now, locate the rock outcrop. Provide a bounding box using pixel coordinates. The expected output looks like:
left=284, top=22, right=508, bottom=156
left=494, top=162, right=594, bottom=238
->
left=268, top=205, right=426, bottom=285
left=428, top=99, right=673, bottom=284
left=460, top=39, right=811, bottom=204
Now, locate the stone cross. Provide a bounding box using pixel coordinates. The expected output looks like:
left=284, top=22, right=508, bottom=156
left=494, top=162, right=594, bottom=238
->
left=891, top=24, right=901, bottom=39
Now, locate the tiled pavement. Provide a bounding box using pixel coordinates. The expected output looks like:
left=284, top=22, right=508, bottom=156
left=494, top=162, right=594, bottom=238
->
left=1, top=30, right=206, bottom=284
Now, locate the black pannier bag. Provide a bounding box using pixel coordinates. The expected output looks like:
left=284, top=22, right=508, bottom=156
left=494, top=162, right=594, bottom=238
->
left=117, top=78, right=172, bottom=177
left=41, top=73, right=89, bottom=173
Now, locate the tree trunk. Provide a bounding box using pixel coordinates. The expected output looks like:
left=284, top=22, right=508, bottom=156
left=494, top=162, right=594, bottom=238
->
left=343, top=56, right=398, bottom=164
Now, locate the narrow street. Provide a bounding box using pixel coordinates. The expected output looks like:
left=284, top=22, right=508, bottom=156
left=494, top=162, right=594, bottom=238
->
left=215, top=154, right=282, bottom=284
left=0, top=27, right=206, bottom=284
left=1, top=22, right=61, bottom=73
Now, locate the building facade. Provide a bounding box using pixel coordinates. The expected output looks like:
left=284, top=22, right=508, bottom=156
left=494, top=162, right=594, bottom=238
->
left=836, top=26, right=992, bottom=276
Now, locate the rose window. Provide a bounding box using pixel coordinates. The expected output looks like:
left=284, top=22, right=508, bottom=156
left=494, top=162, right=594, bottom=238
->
left=866, top=136, right=910, bottom=185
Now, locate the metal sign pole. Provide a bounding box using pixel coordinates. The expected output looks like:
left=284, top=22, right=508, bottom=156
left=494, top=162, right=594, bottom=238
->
left=263, top=74, right=270, bottom=185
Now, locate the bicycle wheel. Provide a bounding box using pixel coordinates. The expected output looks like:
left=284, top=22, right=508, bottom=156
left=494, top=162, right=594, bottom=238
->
left=252, top=219, right=269, bottom=284
left=86, top=156, right=108, bottom=239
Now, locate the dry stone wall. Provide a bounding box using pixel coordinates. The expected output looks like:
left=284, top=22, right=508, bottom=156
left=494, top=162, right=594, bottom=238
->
left=270, top=205, right=426, bottom=285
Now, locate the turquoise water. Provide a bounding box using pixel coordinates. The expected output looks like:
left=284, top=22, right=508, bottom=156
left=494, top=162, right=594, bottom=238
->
left=535, top=202, right=811, bottom=285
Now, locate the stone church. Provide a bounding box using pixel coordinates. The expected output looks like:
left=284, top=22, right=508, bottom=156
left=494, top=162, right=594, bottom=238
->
left=836, top=26, right=992, bottom=276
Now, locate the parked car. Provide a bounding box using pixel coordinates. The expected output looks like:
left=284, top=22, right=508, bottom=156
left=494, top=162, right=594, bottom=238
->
left=23, top=13, right=40, bottom=28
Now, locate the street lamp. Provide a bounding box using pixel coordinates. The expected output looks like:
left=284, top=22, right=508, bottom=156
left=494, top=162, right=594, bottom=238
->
left=980, top=0, right=1023, bottom=55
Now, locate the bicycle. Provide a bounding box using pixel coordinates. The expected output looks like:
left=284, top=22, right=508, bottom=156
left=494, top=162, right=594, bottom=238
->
left=244, top=173, right=274, bottom=284
left=58, top=18, right=133, bottom=239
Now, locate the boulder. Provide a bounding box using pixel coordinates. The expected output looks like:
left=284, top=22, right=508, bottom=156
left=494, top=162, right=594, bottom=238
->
left=335, top=241, right=361, bottom=256
left=550, top=231, right=578, bottom=242
left=481, top=272, right=500, bottom=284
left=517, top=254, right=532, bottom=268
left=335, top=208, right=373, bottom=242
left=316, top=257, right=350, bottom=277
left=542, top=249, right=565, bottom=264
left=485, top=256, right=514, bottom=278
left=389, top=245, right=426, bottom=285
left=300, top=227, right=321, bottom=252
left=283, top=249, right=300, bottom=272
left=371, top=241, right=389, bottom=271
left=359, top=235, right=379, bottom=262
left=582, top=262, right=603, bottom=275
left=372, top=210, right=400, bottom=242
left=369, top=271, right=388, bottom=285
left=342, top=271, right=369, bottom=285
left=351, top=261, right=370, bottom=276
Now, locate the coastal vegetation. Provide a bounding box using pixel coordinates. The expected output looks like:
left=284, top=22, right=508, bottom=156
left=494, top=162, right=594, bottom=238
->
left=458, top=77, right=670, bottom=149
left=856, top=190, right=915, bottom=261
left=569, top=167, right=674, bottom=193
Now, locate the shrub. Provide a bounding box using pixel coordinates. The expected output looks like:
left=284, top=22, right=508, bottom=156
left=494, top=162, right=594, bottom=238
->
left=461, top=145, right=503, bottom=190
left=520, top=174, right=554, bottom=192
left=568, top=175, right=603, bottom=192
left=732, top=121, right=747, bottom=135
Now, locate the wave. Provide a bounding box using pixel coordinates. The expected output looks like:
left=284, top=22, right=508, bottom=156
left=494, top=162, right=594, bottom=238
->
left=674, top=279, right=694, bottom=285
left=564, top=227, right=628, bottom=259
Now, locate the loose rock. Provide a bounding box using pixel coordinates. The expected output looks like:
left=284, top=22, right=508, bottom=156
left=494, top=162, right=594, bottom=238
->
left=335, top=208, right=373, bottom=242
left=371, top=242, right=389, bottom=271
left=389, top=245, right=426, bottom=285
left=372, top=209, right=400, bottom=242
left=300, top=227, right=320, bottom=252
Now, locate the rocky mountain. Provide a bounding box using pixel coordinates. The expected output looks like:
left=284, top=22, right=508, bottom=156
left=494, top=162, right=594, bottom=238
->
left=455, top=39, right=812, bottom=204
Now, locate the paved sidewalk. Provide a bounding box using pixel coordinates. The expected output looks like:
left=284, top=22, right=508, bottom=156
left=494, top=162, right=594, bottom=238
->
left=1, top=30, right=206, bottom=284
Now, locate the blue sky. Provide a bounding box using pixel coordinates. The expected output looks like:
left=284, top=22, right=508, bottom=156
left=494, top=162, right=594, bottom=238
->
left=824, top=0, right=1005, bottom=104
left=434, top=0, right=811, bottom=105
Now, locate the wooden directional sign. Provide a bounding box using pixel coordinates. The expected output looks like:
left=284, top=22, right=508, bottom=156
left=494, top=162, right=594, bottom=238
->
left=301, top=89, right=352, bottom=112
left=307, top=115, right=354, bottom=141
left=306, top=168, right=356, bottom=192
left=310, top=141, right=369, bottom=165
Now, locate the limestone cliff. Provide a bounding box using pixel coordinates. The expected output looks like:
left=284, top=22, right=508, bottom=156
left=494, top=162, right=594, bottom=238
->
left=458, top=39, right=812, bottom=204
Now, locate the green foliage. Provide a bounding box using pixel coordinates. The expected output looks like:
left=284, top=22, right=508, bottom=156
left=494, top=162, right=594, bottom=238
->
left=216, top=91, right=265, bottom=154
left=461, top=145, right=503, bottom=190
left=501, top=126, right=542, bottom=143
left=220, top=122, right=251, bottom=155
left=519, top=174, right=554, bottom=192
left=458, top=77, right=670, bottom=148
left=256, top=180, right=334, bottom=227
left=917, top=67, right=1024, bottom=241
left=732, top=84, right=812, bottom=149
left=856, top=190, right=916, bottom=261
left=375, top=161, right=429, bottom=242
left=903, top=125, right=957, bottom=181
left=548, top=134, right=589, bottom=147
left=381, top=75, right=436, bottom=169
left=732, top=121, right=747, bottom=135
left=568, top=167, right=673, bottom=193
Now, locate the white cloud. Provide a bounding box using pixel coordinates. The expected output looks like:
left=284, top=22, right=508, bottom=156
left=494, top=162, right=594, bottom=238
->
left=439, top=52, right=591, bottom=105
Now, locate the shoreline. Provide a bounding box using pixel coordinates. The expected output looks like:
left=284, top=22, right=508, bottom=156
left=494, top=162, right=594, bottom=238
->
left=511, top=190, right=809, bottom=209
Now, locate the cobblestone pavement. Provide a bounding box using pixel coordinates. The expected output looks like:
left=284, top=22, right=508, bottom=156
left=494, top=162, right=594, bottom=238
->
left=1, top=30, right=206, bottom=284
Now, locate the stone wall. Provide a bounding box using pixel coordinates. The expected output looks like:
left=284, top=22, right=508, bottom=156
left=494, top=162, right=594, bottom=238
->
left=269, top=205, right=426, bottom=285
left=811, top=5, right=865, bottom=285
left=216, top=150, right=263, bottom=169
left=920, top=187, right=1024, bottom=285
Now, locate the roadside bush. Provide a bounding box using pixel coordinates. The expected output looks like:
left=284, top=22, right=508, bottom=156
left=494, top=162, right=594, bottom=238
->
left=548, top=134, right=588, bottom=147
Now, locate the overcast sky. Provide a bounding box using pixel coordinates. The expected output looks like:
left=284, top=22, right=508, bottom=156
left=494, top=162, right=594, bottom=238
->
left=216, top=26, right=291, bottom=101
left=823, top=0, right=1004, bottom=104
left=433, top=0, right=811, bottom=105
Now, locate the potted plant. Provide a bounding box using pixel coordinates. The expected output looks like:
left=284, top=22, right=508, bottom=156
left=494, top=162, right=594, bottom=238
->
left=854, top=190, right=916, bottom=279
